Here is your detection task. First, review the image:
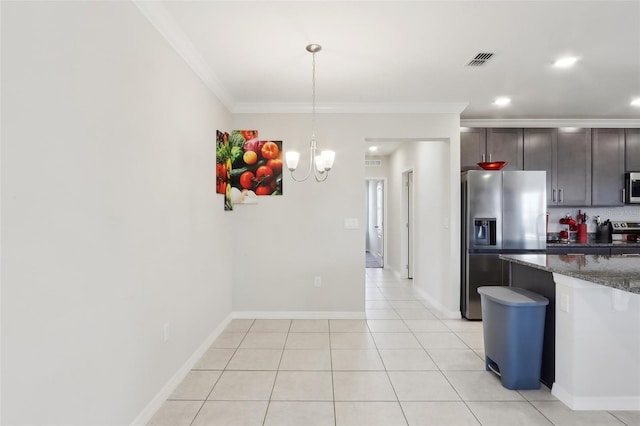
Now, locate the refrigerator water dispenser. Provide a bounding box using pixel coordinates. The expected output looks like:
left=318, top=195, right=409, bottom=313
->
left=474, top=218, right=497, bottom=246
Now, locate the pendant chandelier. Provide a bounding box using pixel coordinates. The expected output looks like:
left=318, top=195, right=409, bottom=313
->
left=285, top=44, right=335, bottom=182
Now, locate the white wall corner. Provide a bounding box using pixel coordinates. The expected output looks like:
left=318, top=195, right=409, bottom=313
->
left=412, top=285, right=462, bottom=319
left=132, top=0, right=235, bottom=110
left=130, top=313, right=233, bottom=426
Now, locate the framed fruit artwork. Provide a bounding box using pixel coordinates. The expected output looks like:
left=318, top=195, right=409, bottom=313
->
left=228, top=130, right=283, bottom=204
left=215, top=130, right=233, bottom=210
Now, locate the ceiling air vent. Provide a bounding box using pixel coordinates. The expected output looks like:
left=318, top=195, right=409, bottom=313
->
left=466, top=52, right=494, bottom=67
left=365, top=159, right=383, bottom=167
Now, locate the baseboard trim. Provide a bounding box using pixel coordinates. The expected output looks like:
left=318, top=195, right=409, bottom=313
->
left=232, top=311, right=366, bottom=320
left=412, top=286, right=461, bottom=319
left=387, top=266, right=403, bottom=280
left=130, top=312, right=233, bottom=426
left=552, top=383, right=640, bottom=411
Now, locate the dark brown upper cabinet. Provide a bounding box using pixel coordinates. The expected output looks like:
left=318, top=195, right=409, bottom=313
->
left=460, top=128, right=523, bottom=170
left=592, top=128, right=625, bottom=206
left=626, top=128, right=640, bottom=172
left=523, top=128, right=592, bottom=206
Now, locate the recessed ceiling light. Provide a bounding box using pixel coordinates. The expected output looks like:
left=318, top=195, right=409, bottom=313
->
left=631, top=98, right=640, bottom=107
left=554, top=56, right=578, bottom=68
left=369, top=146, right=378, bottom=152
left=494, top=97, right=511, bottom=107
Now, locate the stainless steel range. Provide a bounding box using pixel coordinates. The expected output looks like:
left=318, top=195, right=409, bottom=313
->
left=611, top=221, right=640, bottom=242
left=611, top=221, right=640, bottom=232
left=461, top=170, right=547, bottom=320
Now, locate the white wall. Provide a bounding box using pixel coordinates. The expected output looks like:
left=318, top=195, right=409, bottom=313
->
left=231, top=114, right=461, bottom=316
left=1, top=2, right=233, bottom=424
left=385, top=141, right=456, bottom=315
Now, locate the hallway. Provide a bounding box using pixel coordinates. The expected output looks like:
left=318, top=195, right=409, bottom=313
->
left=147, top=268, right=636, bottom=425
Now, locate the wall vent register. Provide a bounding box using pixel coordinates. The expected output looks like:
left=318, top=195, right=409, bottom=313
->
left=466, top=52, right=494, bottom=66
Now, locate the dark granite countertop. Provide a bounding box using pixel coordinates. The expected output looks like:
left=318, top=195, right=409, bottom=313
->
left=546, top=241, right=640, bottom=248
left=500, top=254, right=640, bottom=294
left=546, top=234, right=640, bottom=247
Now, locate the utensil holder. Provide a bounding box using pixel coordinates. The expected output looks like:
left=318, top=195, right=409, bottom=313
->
left=577, top=224, right=587, bottom=244
left=595, top=224, right=612, bottom=243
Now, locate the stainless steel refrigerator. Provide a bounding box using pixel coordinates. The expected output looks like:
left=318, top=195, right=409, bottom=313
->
left=461, top=170, right=547, bottom=320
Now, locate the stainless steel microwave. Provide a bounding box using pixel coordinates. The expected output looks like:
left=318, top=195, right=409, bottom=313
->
left=626, top=172, right=640, bottom=204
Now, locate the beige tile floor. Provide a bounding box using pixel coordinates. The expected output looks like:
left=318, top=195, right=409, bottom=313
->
left=148, top=268, right=639, bottom=426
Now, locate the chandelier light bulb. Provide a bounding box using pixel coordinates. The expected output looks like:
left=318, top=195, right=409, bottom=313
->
left=285, top=151, right=300, bottom=171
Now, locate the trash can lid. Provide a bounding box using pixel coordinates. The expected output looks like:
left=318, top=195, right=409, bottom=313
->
left=477, top=286, right=549, bottom=307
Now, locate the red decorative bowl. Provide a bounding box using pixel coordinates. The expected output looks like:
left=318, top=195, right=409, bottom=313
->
left=478, top=161, right=508, bottom=170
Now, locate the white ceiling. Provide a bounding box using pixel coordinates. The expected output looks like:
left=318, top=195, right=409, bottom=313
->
left=137, top=1, right=640, bottom=155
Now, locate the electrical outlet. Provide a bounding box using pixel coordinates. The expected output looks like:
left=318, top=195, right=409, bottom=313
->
left=163, top=323, right=170, bottom=342
left=314, top=276, right=322, bottom=287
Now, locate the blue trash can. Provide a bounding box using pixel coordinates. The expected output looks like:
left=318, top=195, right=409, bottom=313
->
left=477, top=286, right=549, bottom=390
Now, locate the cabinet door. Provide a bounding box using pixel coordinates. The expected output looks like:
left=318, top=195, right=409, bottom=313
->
left=523, top=128, right=557, bottom=204
left=592, top=129, right=625, bottom=206
left=460, top=128, right=486, bottom=170
left=556, top=128, right=591, bottom=206
left=486, top=128, right=523, bottom=170
left=626, top=128, right=640, bottom=171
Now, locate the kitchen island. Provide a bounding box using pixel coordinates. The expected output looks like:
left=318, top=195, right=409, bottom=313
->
left=500, top=254, right=640, bottom=411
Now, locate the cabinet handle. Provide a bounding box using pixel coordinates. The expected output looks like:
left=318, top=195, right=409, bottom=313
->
left=552, top=189, right=556, bottom=202
left=622, top=188, right=626, bottom=203
left=482, top=153, right=486, bottom=162
left=488, top=153, right=492, bottom=162
left=559, top=188, right=563, bottom=203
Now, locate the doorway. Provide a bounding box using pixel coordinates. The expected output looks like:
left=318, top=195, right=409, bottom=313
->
left=365, top=179, right=384, bottom=268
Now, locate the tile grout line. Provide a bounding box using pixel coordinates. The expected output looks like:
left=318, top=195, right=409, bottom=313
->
left=261, top=319, right=292, bottom=426
left=155, top=272, right=571, bottom=425
left=376, top=287, right=411, bottom=426
left=188, top=319, right=254, bottom=425
left=378, top=278, right=486, bottom=426
left=328, top=320, right=338, bottom=426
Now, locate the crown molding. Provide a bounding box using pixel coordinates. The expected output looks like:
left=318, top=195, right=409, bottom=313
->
left=460, top=118, right=640, bottom=128
left=133, top=0, right=235, bottom=110
left=134, top=3, right=636, bottom=122
left=131, top=3, right=467, bottom=116
left=232, top=102, right=469, bottom=114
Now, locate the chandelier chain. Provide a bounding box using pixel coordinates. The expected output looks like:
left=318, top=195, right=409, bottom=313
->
left=284, top=43, right=334, bottom=183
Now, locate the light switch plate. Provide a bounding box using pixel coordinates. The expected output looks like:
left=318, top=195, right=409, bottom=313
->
left=344, top=218, right=359, bottom=229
